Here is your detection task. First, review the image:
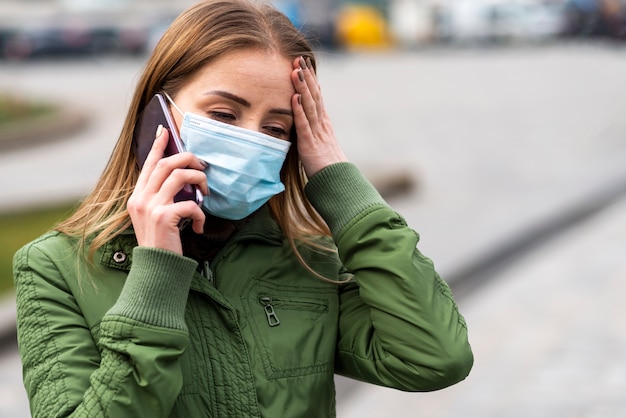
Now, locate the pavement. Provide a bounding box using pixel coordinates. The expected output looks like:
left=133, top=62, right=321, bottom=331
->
left=336, top=192, right=626, bottom=418
left=1, top=45, right=626, bottom=417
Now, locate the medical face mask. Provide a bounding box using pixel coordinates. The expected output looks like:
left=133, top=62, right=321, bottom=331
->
left=166, top=94, right=291, bottom=220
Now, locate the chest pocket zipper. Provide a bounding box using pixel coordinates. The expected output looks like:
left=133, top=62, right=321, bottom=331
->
left=258, top=295, right=329, bottom=327
left=260, top=296, right=280, bottom=327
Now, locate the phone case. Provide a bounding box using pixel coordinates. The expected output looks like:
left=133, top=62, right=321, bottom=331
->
left=133, top=94, right=203, bottom=205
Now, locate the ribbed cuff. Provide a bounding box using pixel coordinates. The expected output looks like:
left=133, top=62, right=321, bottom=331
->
left=305, top=162, right=386, bottom=239
left=106, top=247, right=198, bottom=331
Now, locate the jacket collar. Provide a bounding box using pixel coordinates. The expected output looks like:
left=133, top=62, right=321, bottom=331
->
left=232, top=206, right=283, bottom=245
left=99, top=229, right=138, bottom=272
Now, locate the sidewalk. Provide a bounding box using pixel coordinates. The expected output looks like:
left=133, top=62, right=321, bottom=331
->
left=337, top=192, right=626, bottom=418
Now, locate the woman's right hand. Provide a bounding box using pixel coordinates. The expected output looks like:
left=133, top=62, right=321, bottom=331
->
left=127, top=125, right=208, bottom=255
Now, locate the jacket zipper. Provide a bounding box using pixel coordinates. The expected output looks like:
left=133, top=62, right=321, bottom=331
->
left=262, top=297, right=328, bottom=313
left=260, top=296, right=280, bottom=327
left=202, top=260, right=214, bottom=284
left=258, top=296, right=329, bottom=327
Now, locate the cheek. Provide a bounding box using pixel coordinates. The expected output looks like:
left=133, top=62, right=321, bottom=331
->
left=171, top=111, right=183, bottom=136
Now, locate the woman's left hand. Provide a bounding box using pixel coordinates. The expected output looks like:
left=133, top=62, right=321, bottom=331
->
left=291, top=57, right=348, bottom=177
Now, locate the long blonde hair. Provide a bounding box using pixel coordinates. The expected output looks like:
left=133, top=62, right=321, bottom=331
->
left=56, top=0, right=333, bottom=272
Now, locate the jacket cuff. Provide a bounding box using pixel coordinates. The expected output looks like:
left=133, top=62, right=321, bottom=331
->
left=105, top=247, right=197, bottom=331
left=305, top=162, right=387, bottom=239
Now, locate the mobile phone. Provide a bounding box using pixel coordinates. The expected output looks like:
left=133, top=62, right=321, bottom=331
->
left=133, top=93, right=203, bottom=205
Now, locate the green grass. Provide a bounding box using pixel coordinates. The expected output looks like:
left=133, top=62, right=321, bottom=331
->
left=0, top=94, right=56, bottom=127
left=0, top=203, right=77, bottom=295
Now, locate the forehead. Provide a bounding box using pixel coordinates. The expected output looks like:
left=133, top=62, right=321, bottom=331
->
left=186, top=48, right=295, bottom=99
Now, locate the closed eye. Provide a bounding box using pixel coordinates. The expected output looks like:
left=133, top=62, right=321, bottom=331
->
left=210, top=111, right=236, bottom=122
left=263, top=125, right=289, bottom=139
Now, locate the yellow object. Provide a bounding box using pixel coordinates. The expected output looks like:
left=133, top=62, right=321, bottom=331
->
left=335, top=5, right=394, bottom=49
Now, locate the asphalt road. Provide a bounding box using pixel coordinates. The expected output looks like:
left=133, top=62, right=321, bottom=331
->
left=1, top=43, right=626, bottom=417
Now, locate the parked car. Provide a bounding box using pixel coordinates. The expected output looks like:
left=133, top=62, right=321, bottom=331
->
left=562, top=0, right=626, bottom=39
left=1, top=17, right=148, bottom=61
left=442, top=0, right=568, bottom=44
left=335, top=4, right=394, bottom=49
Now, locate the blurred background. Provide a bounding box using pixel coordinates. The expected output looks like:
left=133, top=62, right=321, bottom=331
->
left=0, top=0, right=625, bottom=58
left=1, top=0, right=626, bottom=417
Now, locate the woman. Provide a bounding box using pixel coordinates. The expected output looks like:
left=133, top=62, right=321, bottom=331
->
left=13, top=0, right=473, bottom=416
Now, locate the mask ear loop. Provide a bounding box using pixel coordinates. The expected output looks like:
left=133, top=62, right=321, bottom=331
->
left=162, top=91, right=185, bottom=117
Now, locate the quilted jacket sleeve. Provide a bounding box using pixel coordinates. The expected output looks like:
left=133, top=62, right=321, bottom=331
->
left=13, top=234, right=197, bottom=417
left=305, top=163, right=473, bottom=391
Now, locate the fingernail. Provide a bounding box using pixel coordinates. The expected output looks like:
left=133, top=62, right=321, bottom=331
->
left=297, top=94, right=301, bottom=105
left=155, top=124, right=163, bottom=138
left=306, top=57, right=313, bottom=70
left=199, top=159, right=209, bottom=168
left=299, top=56, right=307, bottom=70
left=298, top=69, right=304, bottom=82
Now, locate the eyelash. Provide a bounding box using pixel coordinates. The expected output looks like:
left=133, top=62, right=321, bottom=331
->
left=210, top=111, right=235, bottom=121
left=264, top=126, right=288, bottom=137
left=209, top=111, right=289, bottom=139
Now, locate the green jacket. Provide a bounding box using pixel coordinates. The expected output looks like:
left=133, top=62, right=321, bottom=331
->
left=14, top=163, right=473, bottom=417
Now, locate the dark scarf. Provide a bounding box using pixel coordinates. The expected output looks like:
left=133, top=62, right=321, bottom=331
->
left=181, top=211, right=255, bottom=265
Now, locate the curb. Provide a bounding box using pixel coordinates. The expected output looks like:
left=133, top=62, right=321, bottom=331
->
left=447, top=175, right=626, bottom=298
left=363, top=166, right=416, bottom=200
left=0, top=106, right=90, bottom=153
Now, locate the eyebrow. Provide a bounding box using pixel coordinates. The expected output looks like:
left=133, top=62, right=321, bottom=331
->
left=203, top=90, right=293, bottom=117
